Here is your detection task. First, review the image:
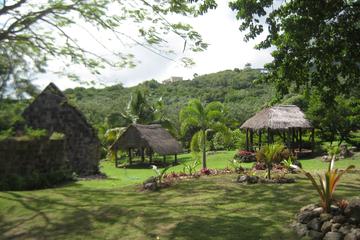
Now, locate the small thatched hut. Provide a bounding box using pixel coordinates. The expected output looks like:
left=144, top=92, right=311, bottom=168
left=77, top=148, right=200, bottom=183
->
left=240, top=105, right=314, bottom=152
left=22, top=83, right=101, bottom=176
left=112, top=124, right=182, bottom=165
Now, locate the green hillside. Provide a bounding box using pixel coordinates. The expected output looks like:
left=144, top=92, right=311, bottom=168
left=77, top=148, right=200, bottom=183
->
left=64, top=68, right=275, bottom=131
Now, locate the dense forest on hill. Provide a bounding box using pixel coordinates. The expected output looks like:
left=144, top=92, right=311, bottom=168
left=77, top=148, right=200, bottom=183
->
left=64, top=68, right=274, bottom=132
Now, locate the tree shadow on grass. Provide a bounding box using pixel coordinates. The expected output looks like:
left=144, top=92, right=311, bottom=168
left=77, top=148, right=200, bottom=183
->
left=0, top=174, right=359, bottom=240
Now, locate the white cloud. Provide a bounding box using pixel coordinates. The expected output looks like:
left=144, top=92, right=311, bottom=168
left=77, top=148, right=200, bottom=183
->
left=35, top=1, right=273, bottom=90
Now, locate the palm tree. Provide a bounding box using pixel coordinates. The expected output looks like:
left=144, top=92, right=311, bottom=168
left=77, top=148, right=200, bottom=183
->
left=121, top=89, right=155, bottom=124
left=180, top=99, right=229, bottom=169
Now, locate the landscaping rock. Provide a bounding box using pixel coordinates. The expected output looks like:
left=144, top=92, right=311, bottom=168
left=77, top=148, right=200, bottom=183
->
left=323, top=232, right=343, bottom=240
left=344, top=228, right=360, bottom=240
left=333, top=215, right=346, bottom=224
left=347, top=218, right=358, bottom=225
left=295, top=201, right=360, bottom=240
left=299, top=211, right=320, bottom=224
left=321, top=213, right=333, bottom=222
left=314, top=207, right=325, bottom=215
left=339, top=224, right=352, bottom=235
left=331, top=205, right=342, bottom=215
left=237, top=175, right=249, bottom=183
left=344, top=232, right=357, bottom=240
left=332, top=223, right=342, bottom=232
left=344, top=199, right=360, bottom=223
left=293, top=222, right=308, bottom=237
left=308, top=218, right=322, bottom=231
left=143, top=182, right=157, bottom=191
left=308, top=230, right=324, bottom=240
left=301, top=204, right=318, bottom=212
left=248, top=176, right=259, bottom=184
left=322, top=221, right=333, bottom=233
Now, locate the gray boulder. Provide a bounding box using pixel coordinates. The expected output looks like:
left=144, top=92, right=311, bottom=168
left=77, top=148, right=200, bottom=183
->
left=321, top=221, right=333, bottom=233
left=307, top=218, right=322, bottom=231
left=344, top=199, right=360, bottom=223
left=323, top=232, right=343, bottom=240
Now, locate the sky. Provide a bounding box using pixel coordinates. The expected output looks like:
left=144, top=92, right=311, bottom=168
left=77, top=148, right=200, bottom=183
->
left=34, top=1, right=274, bottom=90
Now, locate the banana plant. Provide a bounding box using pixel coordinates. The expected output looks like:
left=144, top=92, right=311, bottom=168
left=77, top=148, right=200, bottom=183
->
left=291, top=159, right=355, bottom=213
left=104, top=127, right=126, bottom=161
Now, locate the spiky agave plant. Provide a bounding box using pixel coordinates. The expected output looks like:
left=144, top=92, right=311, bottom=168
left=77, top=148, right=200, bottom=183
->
left=292, top=159, right=355, bottom=213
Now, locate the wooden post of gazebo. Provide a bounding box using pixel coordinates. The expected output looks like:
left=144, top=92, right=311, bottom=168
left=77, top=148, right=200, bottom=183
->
left=174, top=154, right=177, bottom=164
left=258, top=129, right=262, bottom=150
left=299, top=128, right=302, bottom=152
left=267, top=128, right=271, bottom=144
left=163, top=155, right=166, bottom=163
left=311, top=128, right=315, bottom=152
left=246, top=128, right=249, bottom=151
left=286, top=128, right=291, bottom=150
left=250, top=129, right=254, bottom=151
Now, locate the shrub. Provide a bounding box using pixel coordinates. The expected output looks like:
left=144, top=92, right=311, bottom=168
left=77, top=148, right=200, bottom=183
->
left=234, top=150, right=256, bottom=162
left=182, top=159, right=200, bottom=176
left=200, top=168, right=211, bottom=175
left=228, top=159, right=244, bottom=173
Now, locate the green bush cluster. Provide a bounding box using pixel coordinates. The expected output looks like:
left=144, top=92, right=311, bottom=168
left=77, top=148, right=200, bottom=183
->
left=0, top=168, right=73, bottom=191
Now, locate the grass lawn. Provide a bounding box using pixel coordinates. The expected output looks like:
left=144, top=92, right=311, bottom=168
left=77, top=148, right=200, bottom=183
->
left=0, top=152, right=359, bottom=239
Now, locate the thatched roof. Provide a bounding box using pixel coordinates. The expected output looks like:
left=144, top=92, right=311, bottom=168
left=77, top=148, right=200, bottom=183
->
left=115, top=124, right=182, bottom=155
left=240, top=105, right=312, bottom=130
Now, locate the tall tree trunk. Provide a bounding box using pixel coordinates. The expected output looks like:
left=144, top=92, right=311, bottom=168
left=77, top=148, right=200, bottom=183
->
left=202, top=129, right=207, bottom=169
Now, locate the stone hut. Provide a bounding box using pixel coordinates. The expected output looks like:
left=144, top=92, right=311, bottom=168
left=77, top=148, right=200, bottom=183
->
left=23, top=83, right=100, bottom=176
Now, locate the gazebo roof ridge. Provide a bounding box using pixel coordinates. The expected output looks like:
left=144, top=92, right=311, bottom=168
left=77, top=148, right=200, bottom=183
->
left=240, top=105, right=312, bottom=130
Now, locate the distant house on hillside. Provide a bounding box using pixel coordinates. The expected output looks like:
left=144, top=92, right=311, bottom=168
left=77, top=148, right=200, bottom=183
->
left=163, top=76, right=183, bottom=84
left=22, top=83, right=100, bottom=176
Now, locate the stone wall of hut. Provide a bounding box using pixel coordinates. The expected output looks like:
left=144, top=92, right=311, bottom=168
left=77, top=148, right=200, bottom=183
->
left=0, top=137, right=72, bottom=190
left=22, top=84, right=100, bottom=176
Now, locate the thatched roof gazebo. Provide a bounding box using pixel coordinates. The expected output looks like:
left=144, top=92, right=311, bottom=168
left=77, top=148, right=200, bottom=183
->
left=112, top=124, right=182, bottom=165
left=240, top=105, right=314, bottom=152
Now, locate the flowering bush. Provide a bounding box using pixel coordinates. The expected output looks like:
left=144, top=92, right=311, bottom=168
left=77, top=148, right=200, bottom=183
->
left=234, top=150, right=256, bottom=162
left=200, top=168, right=211, bottom=175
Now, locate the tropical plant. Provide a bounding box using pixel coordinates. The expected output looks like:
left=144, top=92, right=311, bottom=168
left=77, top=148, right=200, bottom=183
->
left=281, top=158, right=293, bottom=170
left=120, top=90, right=176, bottom=134
left=256, top=144, right=285, bottom=179
left=151, top=165, right=170, bottom=185
left=228, top=159, right=243, bottom=173
left=180, top=99, right=228, bottom=169
left=121, top=89, right=155, bottom=125
left=104, top=127, right=126, bottom=161
left=291, top=159, right=355, bottom=213
left=326, top=145, right=341, bottom=162
left=182, top=154, right=201, bottom=176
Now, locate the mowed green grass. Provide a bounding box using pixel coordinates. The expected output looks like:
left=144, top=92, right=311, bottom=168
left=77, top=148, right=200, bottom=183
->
left=0, top=152, right=359, bottom=240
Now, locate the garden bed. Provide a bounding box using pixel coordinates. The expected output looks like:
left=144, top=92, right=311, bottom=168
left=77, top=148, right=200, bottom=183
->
left=236, top=174, right=296, bottom=184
